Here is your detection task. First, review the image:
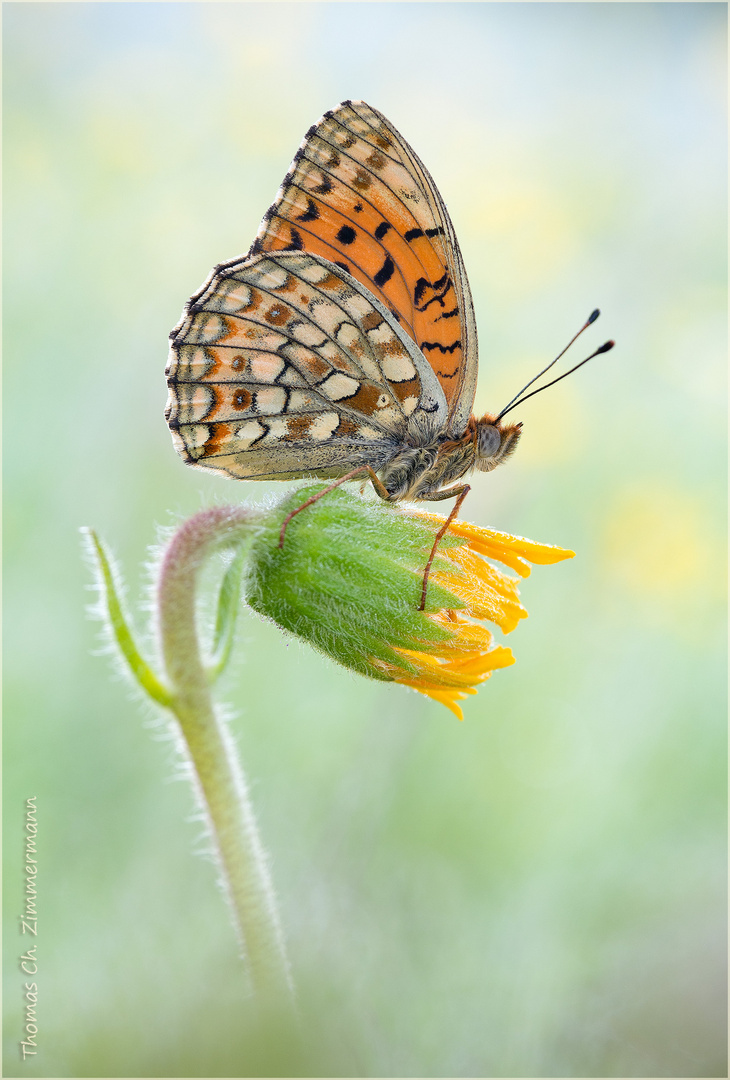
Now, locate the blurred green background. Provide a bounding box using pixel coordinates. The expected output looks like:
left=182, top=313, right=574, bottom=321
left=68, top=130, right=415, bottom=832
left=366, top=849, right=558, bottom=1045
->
left=3, top=3, right=726, bottom=1076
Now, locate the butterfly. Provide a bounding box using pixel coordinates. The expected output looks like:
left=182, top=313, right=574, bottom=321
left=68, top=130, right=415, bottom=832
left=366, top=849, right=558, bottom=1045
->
left=166, top=98, right=522, bottom=488
left=165, top=101, right=610, bottom=605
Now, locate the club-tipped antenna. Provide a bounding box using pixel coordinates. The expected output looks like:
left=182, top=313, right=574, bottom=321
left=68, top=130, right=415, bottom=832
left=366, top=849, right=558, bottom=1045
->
left=497, top=339, right=614, bottom=421
left=495, top=309, right=601, bottom=423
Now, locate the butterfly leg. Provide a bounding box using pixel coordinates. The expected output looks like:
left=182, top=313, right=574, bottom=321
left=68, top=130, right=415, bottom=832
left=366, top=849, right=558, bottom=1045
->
left=416, top=484, right=471, bottom=611
left=278, top=466, right=387, bottom=549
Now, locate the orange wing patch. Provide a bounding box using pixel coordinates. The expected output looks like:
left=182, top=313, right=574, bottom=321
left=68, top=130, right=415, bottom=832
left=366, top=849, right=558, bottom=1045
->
left=250, top=100, right=477, bottom=426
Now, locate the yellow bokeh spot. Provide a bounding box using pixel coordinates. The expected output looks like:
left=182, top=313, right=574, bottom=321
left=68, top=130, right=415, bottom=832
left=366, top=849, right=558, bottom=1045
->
left=466, top=182, right=582, bottom=289
left=602, top=485, right=724, bottom=603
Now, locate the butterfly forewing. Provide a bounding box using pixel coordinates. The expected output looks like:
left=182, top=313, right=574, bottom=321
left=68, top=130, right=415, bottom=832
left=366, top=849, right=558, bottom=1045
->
left=251, top=100, right=478, bottom=434
left=166, top=251, right=448, bottom=481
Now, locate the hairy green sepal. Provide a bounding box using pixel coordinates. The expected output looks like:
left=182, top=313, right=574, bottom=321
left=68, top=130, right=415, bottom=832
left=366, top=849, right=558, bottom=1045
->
left=245, top=485, right=467, bottom=682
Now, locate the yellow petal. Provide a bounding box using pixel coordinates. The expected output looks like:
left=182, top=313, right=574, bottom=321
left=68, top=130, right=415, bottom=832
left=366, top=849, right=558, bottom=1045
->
left=439, top=645, right=515, bottom=676
left=425, top=614, right=495, bottom=652
left=411, top=687, right=471, bottom=721
left=432, top=553, right=527, bottom=633
left=369, top=507, right=573, bottom=718
left=408, top=510, right=575, bottom=576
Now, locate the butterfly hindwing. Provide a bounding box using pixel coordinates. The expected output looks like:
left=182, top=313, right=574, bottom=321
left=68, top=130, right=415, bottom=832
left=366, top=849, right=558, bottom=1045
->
left=251, top=100, right=478, bottom=435
left=166, top=251, right=448, bottom=481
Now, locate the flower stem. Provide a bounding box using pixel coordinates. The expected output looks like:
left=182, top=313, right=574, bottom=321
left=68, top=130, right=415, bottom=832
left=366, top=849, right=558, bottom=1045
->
left=156, top=507, right=293, bottom=1001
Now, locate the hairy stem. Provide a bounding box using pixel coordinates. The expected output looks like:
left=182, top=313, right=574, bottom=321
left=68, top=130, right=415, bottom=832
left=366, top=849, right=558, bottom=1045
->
left=157, top=506, right=292, bottom=1001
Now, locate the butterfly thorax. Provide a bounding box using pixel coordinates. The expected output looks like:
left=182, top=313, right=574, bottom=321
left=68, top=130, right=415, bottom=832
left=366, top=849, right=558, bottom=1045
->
left=380, top=416, right=522, bottom=501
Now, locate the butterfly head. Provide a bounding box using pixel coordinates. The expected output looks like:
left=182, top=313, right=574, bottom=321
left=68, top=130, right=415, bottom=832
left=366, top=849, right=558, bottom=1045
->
left=474, top=416, right=522, bottom=472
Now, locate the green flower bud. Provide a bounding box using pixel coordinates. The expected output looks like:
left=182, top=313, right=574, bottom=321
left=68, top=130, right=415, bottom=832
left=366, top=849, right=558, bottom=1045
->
left=245, top=484, right=574, bottom=720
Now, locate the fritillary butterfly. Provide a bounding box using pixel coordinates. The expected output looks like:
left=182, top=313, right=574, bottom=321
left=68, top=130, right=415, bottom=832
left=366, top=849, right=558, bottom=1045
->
left=165, top=100, right=523, bottom=513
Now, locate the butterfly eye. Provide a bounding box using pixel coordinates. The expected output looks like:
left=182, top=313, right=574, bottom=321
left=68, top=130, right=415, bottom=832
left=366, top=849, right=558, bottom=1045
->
left=477, top=424, right=501, bottom=459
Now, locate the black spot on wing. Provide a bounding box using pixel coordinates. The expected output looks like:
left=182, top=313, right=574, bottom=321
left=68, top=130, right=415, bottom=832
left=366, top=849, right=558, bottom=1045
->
left=374, top=255, right=395, bottom=287
left=296, top=199, right=319, bottom=223
left=312, top=174, right=333, bottom=195
left=405, top=226, right=445, bottom=243
left=418, top=289, right=454, bottom=312
left=374, top=221, right=391, bottom=240
left=420, top=340, right=461, bottom=354
left=414, top=272, right=450, bottom=308
left=414, top=278, right=428, bottom=305
left=336, top=225, right=356, bottom=245
left=334, top=261, right=351, bottom=275
left=289, top=227, right=304, bottom=250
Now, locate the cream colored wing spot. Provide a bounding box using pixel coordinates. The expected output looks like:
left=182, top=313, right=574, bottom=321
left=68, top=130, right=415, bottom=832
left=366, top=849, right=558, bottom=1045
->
left=288, top=388, right=323, bottom=411
left=246, top=260, right=290, bottom=291
left=353, top=353, right=385, bottom=384
left=334, top=321, right=368, bottom=355
left=261, top=417, right=289, bottom=441
left=308, top=413, right=340, bottom=440
left=296, top=258, right=341, bottom=287
left=340, top=291, right=373, bottom=320
left=319, top=372, right=360, bottom=401
left=306, top=296, right=353, bottom=333
left=249, top=355, right=286, bottom=382
left=380, top=355, right=418, bottom=383
left=234, top=420, right=266, bottom=447
left=289, top=320, right=330, bottom=348
left=401, top=396, right=418, bottom=416
left=207, top=281, right=255, bottom=314
left=374, top=404, right=403, bottom=428
left=254, top=386, right=287, bottom=414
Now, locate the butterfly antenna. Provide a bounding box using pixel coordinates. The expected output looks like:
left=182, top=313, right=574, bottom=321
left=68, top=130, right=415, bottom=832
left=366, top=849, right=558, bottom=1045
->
left=495, top=309, right=601, bottom=423
left=497, top=338, right=615, bottom=421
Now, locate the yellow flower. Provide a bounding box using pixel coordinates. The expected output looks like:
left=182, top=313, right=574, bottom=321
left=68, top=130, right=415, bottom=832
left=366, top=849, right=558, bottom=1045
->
left=245, top=486, right=575, bottom=721
left=371, top=511, right=575, bottom=719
